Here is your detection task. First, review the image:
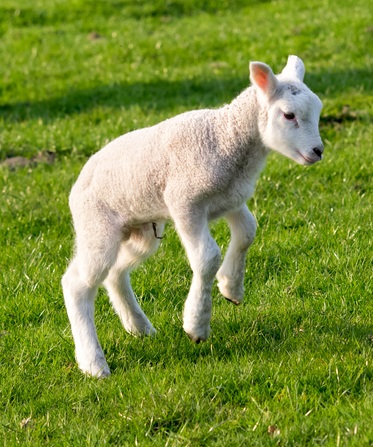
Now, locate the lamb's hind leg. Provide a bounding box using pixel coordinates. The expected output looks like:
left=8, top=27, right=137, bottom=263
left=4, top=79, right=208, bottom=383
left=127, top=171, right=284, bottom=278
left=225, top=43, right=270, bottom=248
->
left=217, top=204, right=257, bottom=305
left=104, top=222, right=165, bottom=336
left=62, top=228, right=122, bottom=378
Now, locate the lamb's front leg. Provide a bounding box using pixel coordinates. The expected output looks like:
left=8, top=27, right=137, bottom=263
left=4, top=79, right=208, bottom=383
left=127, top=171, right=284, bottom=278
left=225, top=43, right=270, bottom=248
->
left=217, top=204, right=257, bottom=305
left=172, top=211, right=221, bottom=343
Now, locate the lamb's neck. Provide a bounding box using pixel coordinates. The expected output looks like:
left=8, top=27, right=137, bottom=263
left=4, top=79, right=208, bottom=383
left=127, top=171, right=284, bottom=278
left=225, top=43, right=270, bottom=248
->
left=217, top=86, right=267, bottom=156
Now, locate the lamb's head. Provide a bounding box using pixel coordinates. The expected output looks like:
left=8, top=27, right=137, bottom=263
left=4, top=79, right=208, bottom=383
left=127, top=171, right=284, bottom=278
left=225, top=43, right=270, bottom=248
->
left=250, top=55, right=324, bottom=166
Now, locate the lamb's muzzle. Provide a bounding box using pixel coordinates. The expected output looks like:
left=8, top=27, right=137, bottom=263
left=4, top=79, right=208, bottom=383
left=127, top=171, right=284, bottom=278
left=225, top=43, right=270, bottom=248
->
left=313, top=145, right=324, bottom=158
left=62, top=55, right=324, bottom=377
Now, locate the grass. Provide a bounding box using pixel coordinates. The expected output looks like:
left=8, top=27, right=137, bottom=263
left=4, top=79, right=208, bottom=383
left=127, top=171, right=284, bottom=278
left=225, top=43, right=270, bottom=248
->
left=0, top=0, right=372, bottom=445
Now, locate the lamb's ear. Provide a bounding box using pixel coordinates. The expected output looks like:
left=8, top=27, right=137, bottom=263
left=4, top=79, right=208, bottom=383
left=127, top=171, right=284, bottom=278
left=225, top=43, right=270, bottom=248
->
left=281, top=55, right=305, bottom=81
left=249, top=62, right=278, bottom=98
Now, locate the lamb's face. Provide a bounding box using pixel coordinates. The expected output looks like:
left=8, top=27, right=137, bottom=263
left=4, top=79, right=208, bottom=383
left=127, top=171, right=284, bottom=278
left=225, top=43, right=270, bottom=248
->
left=250, top=56, right=324, bottom=166
left=262, top=84, right=324, bottom=165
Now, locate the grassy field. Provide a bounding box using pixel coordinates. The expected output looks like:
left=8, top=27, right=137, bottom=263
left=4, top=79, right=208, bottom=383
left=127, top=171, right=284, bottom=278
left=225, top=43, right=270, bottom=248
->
left=0, top=0, right=372, bottom=445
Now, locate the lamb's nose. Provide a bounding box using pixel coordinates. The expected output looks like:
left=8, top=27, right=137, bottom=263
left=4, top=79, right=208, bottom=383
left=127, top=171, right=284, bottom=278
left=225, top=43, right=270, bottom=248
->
left=312, top=145, right=324, bottom=158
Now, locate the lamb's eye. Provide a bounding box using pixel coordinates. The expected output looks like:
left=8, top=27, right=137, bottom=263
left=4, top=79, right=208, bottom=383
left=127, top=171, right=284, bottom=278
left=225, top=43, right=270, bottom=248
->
left=284, top=112, right=295, bottom=120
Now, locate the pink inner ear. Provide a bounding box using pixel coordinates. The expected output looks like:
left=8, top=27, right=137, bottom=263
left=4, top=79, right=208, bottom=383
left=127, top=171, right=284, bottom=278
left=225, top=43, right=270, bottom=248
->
left=255, top=69, right=268, bottom=90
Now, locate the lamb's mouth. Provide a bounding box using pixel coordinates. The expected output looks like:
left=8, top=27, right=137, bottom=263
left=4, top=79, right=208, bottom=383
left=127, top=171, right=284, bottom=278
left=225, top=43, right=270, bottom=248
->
left=298, top=151, right=320, bottom=165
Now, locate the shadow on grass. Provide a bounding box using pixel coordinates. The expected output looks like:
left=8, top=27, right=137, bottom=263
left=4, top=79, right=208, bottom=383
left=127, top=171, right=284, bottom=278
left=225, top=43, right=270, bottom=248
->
left=0, top=76, right=248, bottom=124
left=1, top=68, right=371, bottom=125
left=306, top=69, right=373, bottom=94
left=0, top=0, right=269, bottom=33
left=107, top=312, right=373, bottom=374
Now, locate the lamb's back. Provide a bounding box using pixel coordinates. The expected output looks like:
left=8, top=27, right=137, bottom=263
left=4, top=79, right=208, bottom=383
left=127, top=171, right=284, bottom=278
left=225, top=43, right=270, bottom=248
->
left=70, top=108, right=221, bottom=221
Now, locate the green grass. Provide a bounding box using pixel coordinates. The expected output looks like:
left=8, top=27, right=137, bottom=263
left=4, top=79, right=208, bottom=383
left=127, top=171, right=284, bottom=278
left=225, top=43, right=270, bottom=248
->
left=0, top=0, right=372, bottom=445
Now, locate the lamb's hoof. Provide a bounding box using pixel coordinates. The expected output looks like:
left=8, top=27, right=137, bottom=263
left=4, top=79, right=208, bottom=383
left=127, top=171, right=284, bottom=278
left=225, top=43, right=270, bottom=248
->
left=77, top=356, right=111, bottom=378
left=94, top=366, right=111, bottom=378
left=80, top=364, right=111, bottom=378
left=131, top=326, right=156, bottom=337
left=184, top=325, right=210, bottom=344
left=224, top=297, right=242, bottom=306
left=218, top=280, right=244, bottom=305
left=186, top=333, right=206, bottom=344
left=127, top=319, right=156, bottom=337
left=144, top=325, right=157, bottom=336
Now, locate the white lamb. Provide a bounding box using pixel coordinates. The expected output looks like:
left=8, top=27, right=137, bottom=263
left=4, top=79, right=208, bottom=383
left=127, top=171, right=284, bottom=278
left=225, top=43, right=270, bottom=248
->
left=62, top=55, right=324, bottom=377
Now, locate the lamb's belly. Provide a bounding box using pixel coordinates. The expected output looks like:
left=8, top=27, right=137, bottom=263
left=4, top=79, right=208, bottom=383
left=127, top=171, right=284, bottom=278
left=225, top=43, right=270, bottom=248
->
left=113, top=195, right=170, bottom=225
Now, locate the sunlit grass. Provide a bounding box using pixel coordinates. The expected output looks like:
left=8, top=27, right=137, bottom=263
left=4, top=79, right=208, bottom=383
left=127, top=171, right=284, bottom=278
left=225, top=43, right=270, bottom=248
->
left=0, top=0, right=372, bottom=445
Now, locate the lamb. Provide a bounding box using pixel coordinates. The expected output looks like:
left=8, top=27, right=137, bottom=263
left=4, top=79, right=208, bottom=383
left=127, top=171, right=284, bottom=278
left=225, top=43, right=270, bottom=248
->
left=62, top=55, right=324, bottom=377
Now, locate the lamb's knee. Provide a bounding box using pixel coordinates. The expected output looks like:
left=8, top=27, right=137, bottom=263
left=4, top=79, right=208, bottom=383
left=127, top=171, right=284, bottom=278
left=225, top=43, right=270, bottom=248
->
left=62, top=261, right=81, bottom=295
left=230, top=208, right=257, bottom=251
left=199, top=243, right=221, bottom=280
left=210, top=245, right=222, bottom=272
left=244, top=211, right=257, bottom=247
left=62, top=257, right=108, bottom=300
